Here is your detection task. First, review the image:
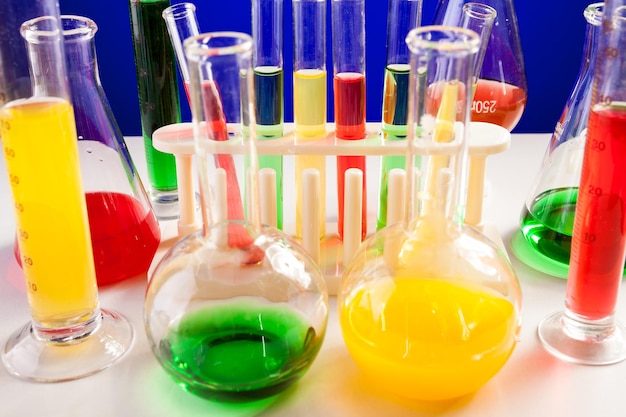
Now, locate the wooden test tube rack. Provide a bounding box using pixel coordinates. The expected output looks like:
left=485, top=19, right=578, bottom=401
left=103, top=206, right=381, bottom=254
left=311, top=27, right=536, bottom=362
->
left=152, top=122, right=510, bottom=294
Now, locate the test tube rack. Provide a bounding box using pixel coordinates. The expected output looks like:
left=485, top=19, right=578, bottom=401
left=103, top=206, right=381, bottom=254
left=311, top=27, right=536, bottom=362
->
left=152, top=121, right=510, bottom=294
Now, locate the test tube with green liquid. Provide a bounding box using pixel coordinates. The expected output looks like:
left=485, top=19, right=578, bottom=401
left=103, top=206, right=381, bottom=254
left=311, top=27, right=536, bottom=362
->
left=129, top=0, right=181, bottom=220
left=377, top=0, right=421, bottom=231
left=293, top=0, right=327, bottom=239
left=253, top=0, right=284, bottom=229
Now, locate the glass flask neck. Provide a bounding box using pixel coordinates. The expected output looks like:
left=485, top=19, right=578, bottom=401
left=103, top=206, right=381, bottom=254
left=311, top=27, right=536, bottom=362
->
left=0, top=1, right=64, bottom=105
left=20, top=16, right=71, bottom=101
left=405, top=27, right=478, bottom=233
left=62, top=16, right=99, bottom=81
left=550, top=2, right=603, bottom=145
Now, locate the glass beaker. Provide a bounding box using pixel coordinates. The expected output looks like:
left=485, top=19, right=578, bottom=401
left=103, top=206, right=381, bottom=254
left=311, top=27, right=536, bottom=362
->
left=144, top=32, right=328, bottom=401
left=1, top=10, right=133, bottom=382
left=337, top=26, right=522, bottom=401
left=513, top=3, right=603, bottom=279
left=432, top=0, right=528, bottom=131
left=537, top=0, right=626, bottom=365
left=129, top=0, right=181, bottom=220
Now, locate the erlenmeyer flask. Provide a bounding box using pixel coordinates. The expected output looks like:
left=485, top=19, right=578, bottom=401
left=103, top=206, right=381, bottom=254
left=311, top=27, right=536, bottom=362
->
left=13, top=15, right=162, bottom=286
left=64, top=15, right=161, bottom=285
left=144, top=32, right=328, bottom=401
left=432, top=0, right=528, bottom=131
left=338, top=26, right=521, bottom=401
left=512, top=3, right=603, bottom=279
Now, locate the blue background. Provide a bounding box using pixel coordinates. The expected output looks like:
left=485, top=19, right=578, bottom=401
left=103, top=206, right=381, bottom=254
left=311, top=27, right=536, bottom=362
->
left=60, top=0, right=590, bottom=135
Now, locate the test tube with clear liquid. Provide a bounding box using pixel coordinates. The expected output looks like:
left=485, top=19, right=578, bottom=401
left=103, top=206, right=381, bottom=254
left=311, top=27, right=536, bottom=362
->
left=332, top=0, right=367, bottom=239
left=293, top=0, right=327, bottom=239
left=538, top=0, right=626, bottom=365
left=1, top=12, right=133, bottom=382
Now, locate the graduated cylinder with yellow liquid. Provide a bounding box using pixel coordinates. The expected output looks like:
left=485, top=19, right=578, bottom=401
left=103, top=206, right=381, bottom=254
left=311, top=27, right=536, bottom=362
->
left=338, top=26, right=522, bottom=402
left=0, top=8, right=133, bottom=383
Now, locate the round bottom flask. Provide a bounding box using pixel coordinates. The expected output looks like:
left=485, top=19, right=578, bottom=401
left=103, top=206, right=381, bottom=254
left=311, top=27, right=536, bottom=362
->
left=338, top=218, right=521, bottom=401
left=145, top=220, right=328, bottom=401
left=338, top=26, right=522, bottom=402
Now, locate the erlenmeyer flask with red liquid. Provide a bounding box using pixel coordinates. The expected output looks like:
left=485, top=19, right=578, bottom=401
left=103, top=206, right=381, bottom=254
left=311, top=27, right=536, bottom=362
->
left=15, top=15, right=161, bottom=286
left=432, top=0, right=528, bottom=131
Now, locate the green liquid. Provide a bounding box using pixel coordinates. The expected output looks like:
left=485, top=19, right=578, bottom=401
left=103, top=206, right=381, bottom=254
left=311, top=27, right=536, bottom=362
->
left=520, top=187, right=578, bottom=265
left=376, top=150, right=406, bottom=231
left=160, top=300, right=323, bottom=401
left=129, top=0, right=180, bottom=191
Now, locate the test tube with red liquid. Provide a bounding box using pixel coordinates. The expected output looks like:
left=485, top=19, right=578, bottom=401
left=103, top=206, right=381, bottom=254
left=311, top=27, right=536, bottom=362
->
left=332, top=0, right=367, bottom=239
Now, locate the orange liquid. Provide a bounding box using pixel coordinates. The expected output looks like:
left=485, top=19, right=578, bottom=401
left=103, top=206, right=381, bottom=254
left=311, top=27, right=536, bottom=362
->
left=0, top=98, right=98, bottom=328
left=471, top=79, right=527, bottom=131
left=340, top=276, right=518, bottom=401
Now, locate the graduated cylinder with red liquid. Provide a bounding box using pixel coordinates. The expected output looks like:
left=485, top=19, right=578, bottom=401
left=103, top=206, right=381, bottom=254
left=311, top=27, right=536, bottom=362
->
left=537, top=0, right=626, bottom=366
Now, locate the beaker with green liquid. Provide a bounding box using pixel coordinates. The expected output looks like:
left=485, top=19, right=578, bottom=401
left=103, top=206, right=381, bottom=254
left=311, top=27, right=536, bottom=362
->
left=144, top=32, right=328, bottom=402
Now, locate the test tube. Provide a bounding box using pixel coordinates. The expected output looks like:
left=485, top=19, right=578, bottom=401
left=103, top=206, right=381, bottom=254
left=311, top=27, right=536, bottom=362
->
left=162, top=2, right=199, bottom=102
left=332, top=0, right=366, bottom=239
left=162, top=3, right=201, bottom=236
left=459, top=2, right=497, bottom=227
left=253, top=0, right=284, bottom=230
left=129, top=0, right=181, bottom=220
left=459, top=3, right=497, bottom=90
left=293, top=0, right=327, bottom=239
left=377, top=0, right=421, bottom=231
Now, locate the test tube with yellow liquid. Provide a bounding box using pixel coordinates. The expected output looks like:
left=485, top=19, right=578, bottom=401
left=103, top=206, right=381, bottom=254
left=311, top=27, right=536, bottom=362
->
left=337, top=26, right=521, bottom=402
left=1, top=14, right=133, bottom=382
left=293, top=0, right=327, bottom=239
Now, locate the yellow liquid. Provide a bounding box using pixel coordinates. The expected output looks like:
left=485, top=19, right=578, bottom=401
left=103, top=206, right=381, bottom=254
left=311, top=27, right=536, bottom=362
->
left=0, top=97, right=98, bottom=327
left=294, top=69, right=327, bottom=238
left=340, top=276, right=518, bottom=401
left=293, top=69, right=327, bottom=137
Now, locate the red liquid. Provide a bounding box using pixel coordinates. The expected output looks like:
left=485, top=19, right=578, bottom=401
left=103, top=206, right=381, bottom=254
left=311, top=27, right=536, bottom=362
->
left=471, top=79, right=527, bottom=131
left=197, top=81, right=263, bottom=264
left=200, top=80, right=255, bottom=250
left=334, top=72, right=366, bottom=239
left=14, top=192, right=161, bottom=286
left=87, top=192, right=161, bottom=285
left=334, top=72, right=366, bottom=140
left=566, top=105, right=626, bottom=320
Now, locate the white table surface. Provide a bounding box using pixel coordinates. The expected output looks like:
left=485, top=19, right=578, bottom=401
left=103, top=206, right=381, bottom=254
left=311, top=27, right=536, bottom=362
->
left=1, top=133, right=624, bottom=417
